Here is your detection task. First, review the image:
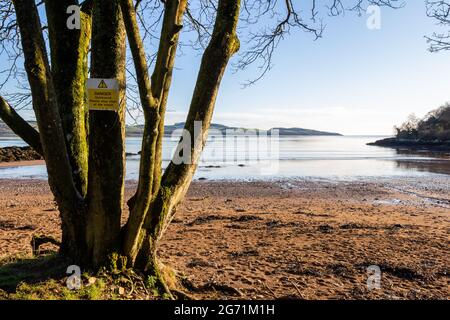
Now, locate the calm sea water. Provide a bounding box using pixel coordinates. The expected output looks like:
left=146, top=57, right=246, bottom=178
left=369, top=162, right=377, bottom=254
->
left=1, top=136, right=449, bottom=180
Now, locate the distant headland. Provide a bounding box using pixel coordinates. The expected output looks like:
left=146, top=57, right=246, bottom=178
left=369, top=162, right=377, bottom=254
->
left=1, top=121, right=342, bottom=138
left=126, top=122, right=343, bottom=137
left=368, top=103, right=450, bottom=152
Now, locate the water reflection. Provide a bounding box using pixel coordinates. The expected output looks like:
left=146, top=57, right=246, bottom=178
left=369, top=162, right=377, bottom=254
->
left=395, top=160, right=450, bottom=175
left=393, top=148, right=450, bottom=175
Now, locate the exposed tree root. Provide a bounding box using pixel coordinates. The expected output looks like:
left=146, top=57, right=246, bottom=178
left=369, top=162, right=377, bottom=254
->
left=143, top=259, right=176, bottom=299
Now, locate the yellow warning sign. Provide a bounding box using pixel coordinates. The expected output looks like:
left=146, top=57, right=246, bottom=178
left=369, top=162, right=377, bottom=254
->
left=98, top=80, right=108, bottom=89
left=87, top=78, right=119, bottom=111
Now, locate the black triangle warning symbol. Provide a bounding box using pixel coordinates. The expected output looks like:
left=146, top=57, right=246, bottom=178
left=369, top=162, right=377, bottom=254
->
left=98, top=80, right=108, bottom=89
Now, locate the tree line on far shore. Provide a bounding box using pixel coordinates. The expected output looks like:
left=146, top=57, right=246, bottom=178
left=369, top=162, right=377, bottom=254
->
left=395, top=104, right=450, bottom=141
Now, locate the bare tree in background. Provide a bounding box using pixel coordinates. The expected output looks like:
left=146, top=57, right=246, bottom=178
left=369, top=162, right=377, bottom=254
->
left=0, top=0, right=402, bottom=296
left=426, top=0, right=450, bottom=51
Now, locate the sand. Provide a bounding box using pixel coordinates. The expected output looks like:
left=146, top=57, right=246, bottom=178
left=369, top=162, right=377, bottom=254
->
left=0, top=178, right=449, bottom=299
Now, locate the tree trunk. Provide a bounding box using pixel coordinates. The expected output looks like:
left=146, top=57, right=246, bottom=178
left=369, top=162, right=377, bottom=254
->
left=8, top=0, right=241, bottom=278
left=86, top=0, right=127, bottom=267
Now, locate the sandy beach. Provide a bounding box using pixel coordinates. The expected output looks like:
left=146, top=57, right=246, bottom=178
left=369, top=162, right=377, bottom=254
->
left=0, top=178, right=448, bottom=299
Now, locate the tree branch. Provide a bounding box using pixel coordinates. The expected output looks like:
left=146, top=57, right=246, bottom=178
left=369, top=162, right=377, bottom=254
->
left=120, top=0, right=159, bottom=261
left=139, top=0, right=241, bottom=267
left=120, top=0, right=187, bottom=263
left=150, top=0, right=187, bottom=195
left=426, top=0, right=450, bottom=52
left=0, top=95, right=43, bottom=154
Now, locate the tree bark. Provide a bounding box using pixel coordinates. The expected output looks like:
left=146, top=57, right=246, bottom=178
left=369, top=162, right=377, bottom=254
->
left=86, top=0, right=127, bottom=267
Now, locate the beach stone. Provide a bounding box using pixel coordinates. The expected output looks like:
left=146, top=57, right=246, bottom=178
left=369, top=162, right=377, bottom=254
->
left=0, top=146, right=42, bottom=162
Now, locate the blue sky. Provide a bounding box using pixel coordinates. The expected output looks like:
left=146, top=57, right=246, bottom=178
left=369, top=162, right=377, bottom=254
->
left=1, top=1, right=449, bottom=135
left=164, top=1, right=450, bottom=135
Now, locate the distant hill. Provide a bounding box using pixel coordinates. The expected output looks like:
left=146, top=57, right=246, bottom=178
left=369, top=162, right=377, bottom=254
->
left=1, top=121, right=342, bottom=137
left=127, top=122, right=342, bottom=136
left=268, top=127, right=342, bottom=136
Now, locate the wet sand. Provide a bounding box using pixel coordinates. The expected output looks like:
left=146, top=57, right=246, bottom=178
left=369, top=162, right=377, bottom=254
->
left=0, top=178, right=449, bottom=299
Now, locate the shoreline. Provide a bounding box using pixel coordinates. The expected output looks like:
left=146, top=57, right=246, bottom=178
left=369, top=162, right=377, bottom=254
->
left=1, top=178, right=449, bottom=299
left=0, top=160, right=45, bottom=168
left=368, top=137, right=450, bottom=152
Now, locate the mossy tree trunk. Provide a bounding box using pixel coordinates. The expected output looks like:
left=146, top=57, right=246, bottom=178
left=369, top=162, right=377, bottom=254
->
left=3, top=0, right=241, bottom=290
left=86, top=0, right=127, bottom=268
left=45, top=0, right=91, bottom=198
left=11, top=0, right=86, bottom=262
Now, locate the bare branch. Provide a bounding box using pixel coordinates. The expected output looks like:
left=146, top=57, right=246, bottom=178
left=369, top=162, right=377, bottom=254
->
left=426, top=0, right=450, bottom=52
left=0, top=95, right=42, bottom=154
